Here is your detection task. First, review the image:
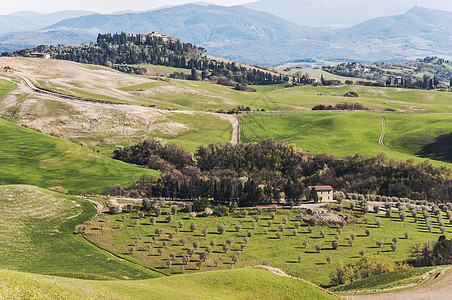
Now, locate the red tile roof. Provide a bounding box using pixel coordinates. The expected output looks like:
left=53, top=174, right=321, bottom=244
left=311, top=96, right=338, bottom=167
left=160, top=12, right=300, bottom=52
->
left=308, top=186, right=333, bottom=191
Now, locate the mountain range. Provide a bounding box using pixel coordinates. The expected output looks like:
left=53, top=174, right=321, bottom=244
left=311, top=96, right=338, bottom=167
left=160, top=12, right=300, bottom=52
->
left=245, top=0, right=452, bottom=28
left=1, top=4, right=452, bottom=66
left=0, top=10, right=95, bottom=34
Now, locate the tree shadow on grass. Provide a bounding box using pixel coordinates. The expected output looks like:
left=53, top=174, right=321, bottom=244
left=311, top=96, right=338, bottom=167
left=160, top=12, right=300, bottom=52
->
left=286, top=260, right=300, bottom=264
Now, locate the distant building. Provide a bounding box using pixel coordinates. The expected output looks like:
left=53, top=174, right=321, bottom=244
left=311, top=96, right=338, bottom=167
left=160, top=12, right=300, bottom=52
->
left=30, top=52, right=50, bottom=59
left=306, top=78, right=318, bottom=84
left=306, top=186, right=334, bottom=202
left=139, top=32, right=178, bottom=43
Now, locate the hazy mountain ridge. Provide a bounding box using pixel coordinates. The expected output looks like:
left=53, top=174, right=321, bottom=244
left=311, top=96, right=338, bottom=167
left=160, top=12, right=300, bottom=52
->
left=0, top=10, right=96, bottom=34
left=1, top=4, right=452, bottom=65
left=44, top=4, right=316, bottom=44
left=329, top=6, right=452, bottom=60
left=244, top=0, right=452, bottom=28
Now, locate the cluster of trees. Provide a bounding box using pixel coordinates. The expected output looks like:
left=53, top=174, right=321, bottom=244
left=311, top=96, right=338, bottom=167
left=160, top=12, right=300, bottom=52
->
left=109, top=138, right=452, bottom=206
left=411, top=236, right=452, bottom=267
left=7, top=32, right=288, bottom=87
left=215, top=105, right=265, bottom=114
left=288, top=74, right=342, bottom=87
left=312, top=102, right=368, bottom=111
left=323, top=57, right=452, bottom=90
left=330, top=254, right=408, bottom=286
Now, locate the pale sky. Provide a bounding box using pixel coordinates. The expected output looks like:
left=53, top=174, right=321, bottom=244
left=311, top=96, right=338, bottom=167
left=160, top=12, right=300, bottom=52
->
left=1, top=0, right=253, bottom=15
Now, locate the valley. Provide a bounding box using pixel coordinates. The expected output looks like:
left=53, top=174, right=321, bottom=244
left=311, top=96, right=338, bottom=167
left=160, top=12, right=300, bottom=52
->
left=1, top=14, right=452, bottom=297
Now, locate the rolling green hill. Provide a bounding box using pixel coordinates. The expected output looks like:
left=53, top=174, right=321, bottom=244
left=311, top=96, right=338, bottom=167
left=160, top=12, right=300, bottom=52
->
left=241, top=112, right=452, bottom=168
left=0, top=268, right=337, bottom=300
left=0, top=119, right=158, bottom=194
left=0, top=185, right=160, bottom=280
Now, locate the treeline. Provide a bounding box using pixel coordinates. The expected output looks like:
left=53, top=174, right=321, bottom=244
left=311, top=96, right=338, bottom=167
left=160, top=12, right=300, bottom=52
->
left=5, top=32, right=288, bottom=86
left=312, top=102, right=368, bottom=111
left=109, top=138, right=452, bottom=206
left=412, top=235, right=452, bottom=267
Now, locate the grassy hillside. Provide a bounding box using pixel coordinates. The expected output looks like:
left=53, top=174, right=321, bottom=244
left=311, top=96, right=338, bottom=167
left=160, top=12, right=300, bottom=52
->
left=4, top=58, right=451, bottom=113
left=0, top=268, right=336, bottom=300
left=84, top=202, right=451, bottom=286
left=330, top=266, right=436, bottom=292
left=0, top=119, right=158, bottom=194
left=241, top=112, right=452, bottom=168
left=116, top=80, right=452, bottom=113
left=384, top=113, right=452, bottom=163
left=0, top=79, right=16, bottom=98
left=69, top=112, right=233, bottom=154
left=0, top=185, right=160, bottom=280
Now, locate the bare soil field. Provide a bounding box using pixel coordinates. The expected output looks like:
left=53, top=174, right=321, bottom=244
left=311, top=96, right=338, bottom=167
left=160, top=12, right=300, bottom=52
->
left=0, top=57, right=236, bottom=150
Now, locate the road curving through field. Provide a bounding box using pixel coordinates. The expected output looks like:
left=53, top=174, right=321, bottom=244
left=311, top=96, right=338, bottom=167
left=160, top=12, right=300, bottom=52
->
left=377, top=114, right=391, bottom=150
left=11, top=73, right=239, bottom=146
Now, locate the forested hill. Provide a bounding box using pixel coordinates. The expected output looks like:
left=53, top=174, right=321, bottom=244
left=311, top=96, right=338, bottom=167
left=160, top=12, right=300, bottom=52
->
left=6, top=32, right=289, bottom=87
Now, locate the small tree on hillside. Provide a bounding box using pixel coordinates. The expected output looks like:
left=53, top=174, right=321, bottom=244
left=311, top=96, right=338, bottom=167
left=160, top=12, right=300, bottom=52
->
left=316, top=244, right=322, bottom=253
left=376, top=218, right=382, bottom=228
left=310, top=188, right=319, bottom=203
left=218, top=224, right=226, bottom=235
left=332, top=239, right=339, bottom=250
left=377, top=239, right=383, bottom=248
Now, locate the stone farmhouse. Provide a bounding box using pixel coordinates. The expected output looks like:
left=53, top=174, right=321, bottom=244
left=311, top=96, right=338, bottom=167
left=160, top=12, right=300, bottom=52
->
left=306, top=186, right=334, bottom=202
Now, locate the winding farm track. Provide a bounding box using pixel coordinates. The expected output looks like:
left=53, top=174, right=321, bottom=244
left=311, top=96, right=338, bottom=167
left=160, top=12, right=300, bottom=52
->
left=343, top=267, right=452, bottom=300
left=10, top=73, right=239, bottom=145
left=261, top=266, right=335, bottom=296
left=377, top=114, right=391, bottom=150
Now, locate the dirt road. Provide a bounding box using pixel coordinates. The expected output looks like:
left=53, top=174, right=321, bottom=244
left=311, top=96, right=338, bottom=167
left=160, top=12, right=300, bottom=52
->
left=343, top=267, right=452, bottom=300
left=377, top=114, right=391, bottom=150
left=4, top=72, right=239, bottom=146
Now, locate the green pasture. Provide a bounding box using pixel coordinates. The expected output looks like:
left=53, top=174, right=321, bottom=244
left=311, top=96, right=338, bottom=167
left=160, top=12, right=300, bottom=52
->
left=115, top=79, right=452, bottom=113
left=0, top=185, right=159, bottom=280
left=0, top=267, right=336, bottom=300
left=0, top=119, right=157, bottom=194
left=0, top=79, right=16, bottom=98
left=241, top=112, right=452, bottom=168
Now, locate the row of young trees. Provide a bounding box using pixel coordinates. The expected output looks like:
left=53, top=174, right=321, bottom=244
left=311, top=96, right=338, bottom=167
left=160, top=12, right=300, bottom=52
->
left=6, top=32, right=289, bottom=86
left=109, top=138, right=452, bottom=206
